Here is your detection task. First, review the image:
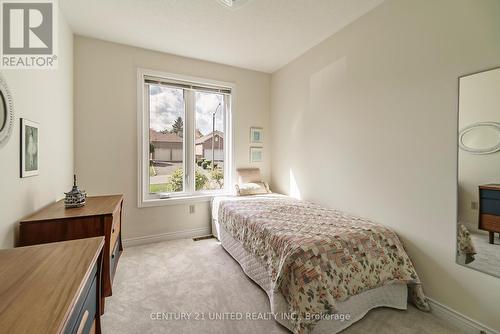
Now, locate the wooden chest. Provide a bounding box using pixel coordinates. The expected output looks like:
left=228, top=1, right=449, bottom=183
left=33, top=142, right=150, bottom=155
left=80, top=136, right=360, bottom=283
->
left=478, top=184, right=500, bottom=244
left=0, top=237, right=104, bottom=334
left=19, top=195, right=123, bottom=312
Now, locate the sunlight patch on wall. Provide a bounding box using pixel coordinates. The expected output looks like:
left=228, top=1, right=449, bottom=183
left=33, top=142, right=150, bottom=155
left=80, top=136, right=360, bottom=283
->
left=289, top=169, right=301, bottom=199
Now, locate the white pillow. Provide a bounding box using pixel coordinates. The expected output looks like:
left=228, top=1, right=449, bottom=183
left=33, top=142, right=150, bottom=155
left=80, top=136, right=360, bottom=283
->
left=235, top=182, right=271, bottom=196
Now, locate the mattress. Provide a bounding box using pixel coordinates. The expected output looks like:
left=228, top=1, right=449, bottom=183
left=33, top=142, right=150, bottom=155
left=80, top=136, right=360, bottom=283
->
left=218, top=222, right=408, bottom=334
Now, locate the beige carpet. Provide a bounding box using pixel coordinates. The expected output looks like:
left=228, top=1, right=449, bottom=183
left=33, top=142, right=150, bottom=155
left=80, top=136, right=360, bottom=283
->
left=467, top=232, right=500, bottom=277
left=101, top=238, right=463, bottom=334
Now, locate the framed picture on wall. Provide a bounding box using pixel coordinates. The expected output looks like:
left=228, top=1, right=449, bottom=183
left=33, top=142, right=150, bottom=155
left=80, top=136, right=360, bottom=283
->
left=250, top=147, right=263, bottom=163
left=250, top=127, right=263, bottom=144
left=21, top=118, right=39, bottom=178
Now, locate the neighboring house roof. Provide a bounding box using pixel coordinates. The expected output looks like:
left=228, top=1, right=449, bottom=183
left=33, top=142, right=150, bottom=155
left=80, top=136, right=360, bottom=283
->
left=195, top=129, right=203, bottom=139
left=195, top=130, right=224, bottom=145
left=149, top=129, right=183, bottom=143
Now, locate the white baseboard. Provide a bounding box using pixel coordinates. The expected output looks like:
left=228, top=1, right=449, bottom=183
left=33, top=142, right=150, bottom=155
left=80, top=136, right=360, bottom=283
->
left=122, top=227, right=211, bottom=248
left=428, top=298, right=498, bottom=334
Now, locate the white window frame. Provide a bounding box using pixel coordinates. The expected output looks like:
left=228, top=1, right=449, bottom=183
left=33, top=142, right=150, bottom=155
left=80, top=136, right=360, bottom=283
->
left=137, top=68, right=235, bottom=207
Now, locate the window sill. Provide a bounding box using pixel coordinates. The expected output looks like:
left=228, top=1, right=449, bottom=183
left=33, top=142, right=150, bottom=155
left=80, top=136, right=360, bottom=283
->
left=138, top=192, right=232, bottom=208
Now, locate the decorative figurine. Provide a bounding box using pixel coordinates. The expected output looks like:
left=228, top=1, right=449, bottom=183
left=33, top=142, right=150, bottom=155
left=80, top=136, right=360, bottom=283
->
left=64, top=174, right=87, bottom=208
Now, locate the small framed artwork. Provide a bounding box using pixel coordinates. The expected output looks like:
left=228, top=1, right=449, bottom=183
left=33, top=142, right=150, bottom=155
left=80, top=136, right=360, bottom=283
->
left=250, top=127, right=263, bottom=144
left=21, top=118, right=39, bottom=177
left=250, top=147, right=263, bottom=163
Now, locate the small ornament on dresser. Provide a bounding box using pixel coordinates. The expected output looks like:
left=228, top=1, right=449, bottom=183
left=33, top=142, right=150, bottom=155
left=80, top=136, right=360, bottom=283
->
left=64, top=175, right=87, bottom=208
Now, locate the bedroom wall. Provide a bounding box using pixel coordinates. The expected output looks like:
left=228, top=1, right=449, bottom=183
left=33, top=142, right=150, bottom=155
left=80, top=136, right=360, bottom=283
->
left=74, top=36, right=270, bottom=241
left=0, top=9, right=74, bottom=249
left=270, top=0, right=500, bottom=331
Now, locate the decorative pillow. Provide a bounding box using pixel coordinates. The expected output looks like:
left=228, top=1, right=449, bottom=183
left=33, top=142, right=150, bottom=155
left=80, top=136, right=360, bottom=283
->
left=237, top=168, right=261, bottom=184
left=235, top=182, right=271, bottom=196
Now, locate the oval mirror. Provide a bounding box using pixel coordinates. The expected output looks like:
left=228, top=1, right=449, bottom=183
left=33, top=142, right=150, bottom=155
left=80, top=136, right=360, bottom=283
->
left=0, top=74, right=14, bottom=146
left=459, top=122, right=500, bottom=154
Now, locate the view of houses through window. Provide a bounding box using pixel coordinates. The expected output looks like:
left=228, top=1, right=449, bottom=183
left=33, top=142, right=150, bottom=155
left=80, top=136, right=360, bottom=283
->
left=148, top=83, right=226, bottom=195
left=195, top=91, right=225, bottom=191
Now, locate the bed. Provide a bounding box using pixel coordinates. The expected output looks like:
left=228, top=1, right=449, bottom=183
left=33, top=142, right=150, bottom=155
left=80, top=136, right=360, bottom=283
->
left=211, top=193, right=430, bottom=334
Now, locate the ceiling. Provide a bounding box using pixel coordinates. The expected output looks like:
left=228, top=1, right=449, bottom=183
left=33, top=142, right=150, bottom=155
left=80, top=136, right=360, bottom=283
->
left=60, top=0, right=384, bottom=73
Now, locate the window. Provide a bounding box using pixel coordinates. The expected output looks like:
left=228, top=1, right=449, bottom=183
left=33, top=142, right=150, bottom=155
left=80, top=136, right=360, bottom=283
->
left=138, top=70, right=233, bottom=206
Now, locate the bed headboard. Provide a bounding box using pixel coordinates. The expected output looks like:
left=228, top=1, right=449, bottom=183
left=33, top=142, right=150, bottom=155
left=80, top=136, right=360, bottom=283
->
left=236, top=168, right=261, bottom=184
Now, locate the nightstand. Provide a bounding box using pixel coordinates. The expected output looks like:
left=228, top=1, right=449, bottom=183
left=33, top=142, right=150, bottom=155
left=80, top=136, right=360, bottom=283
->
left=478, top=184, right=500, bottom=244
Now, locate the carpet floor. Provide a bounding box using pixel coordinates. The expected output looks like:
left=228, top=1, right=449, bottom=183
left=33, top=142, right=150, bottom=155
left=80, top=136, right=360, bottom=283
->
left=101, top=238, right=464, bottom=334
left=467, top=231, right=500, bottom=277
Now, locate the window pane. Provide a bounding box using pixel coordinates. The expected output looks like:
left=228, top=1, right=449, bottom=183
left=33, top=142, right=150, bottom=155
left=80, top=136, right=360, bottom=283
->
left=195, top=92, right=225, bottom=191
left=149, top=85, right=185, bottom=194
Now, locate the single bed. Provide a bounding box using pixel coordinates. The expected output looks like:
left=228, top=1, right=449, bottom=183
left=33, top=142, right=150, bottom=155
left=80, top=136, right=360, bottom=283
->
left=211, top=193, right=429, bottom=334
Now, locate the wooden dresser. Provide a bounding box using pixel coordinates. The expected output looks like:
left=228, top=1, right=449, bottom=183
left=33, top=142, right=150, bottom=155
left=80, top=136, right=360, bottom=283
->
left=478, top=184, right=500, bottom=244
left=19, top=195, right=123, bottom=311
left=0, top=237, right=104, bottom=334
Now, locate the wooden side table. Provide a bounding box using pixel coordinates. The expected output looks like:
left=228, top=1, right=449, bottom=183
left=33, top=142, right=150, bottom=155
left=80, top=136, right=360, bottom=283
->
left=0, top=237, right=105, bottom=334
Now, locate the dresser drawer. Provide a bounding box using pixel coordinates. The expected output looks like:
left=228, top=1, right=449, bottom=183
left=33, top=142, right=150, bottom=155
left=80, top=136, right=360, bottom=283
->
left=72, top=275, right=97, bottom=334
left=110, top=213, right=121, bottom=252
left=110, top=238, right=120, bottom=280
left=480, top=189, right=500, bottom=201
left=480, top=214, right=500, bottom=233
left=64, top=264, right=98, bottom=334
left=480, top=198, right=500, bottom=216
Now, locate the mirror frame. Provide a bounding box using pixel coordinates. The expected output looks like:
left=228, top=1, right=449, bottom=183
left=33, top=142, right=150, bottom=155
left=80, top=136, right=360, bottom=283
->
left=456, top=65, right=500, bottom=277
left=0, top=73, right=14, bottom=146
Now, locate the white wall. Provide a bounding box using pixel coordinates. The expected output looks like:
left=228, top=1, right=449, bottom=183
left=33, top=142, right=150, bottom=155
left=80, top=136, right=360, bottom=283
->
left=74, top=36, right=271, bottom=241
left=270, top=0, right=500, bottom=330
left=0, top=9, right=74, bottom=249
left=458, top=68, right=500, bottom=231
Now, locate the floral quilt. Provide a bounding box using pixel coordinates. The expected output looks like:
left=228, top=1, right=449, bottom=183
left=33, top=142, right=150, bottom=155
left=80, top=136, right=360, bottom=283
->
left=457, top=224, right=476, bottom=264
left=218, top=196, right=430, bottom=334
